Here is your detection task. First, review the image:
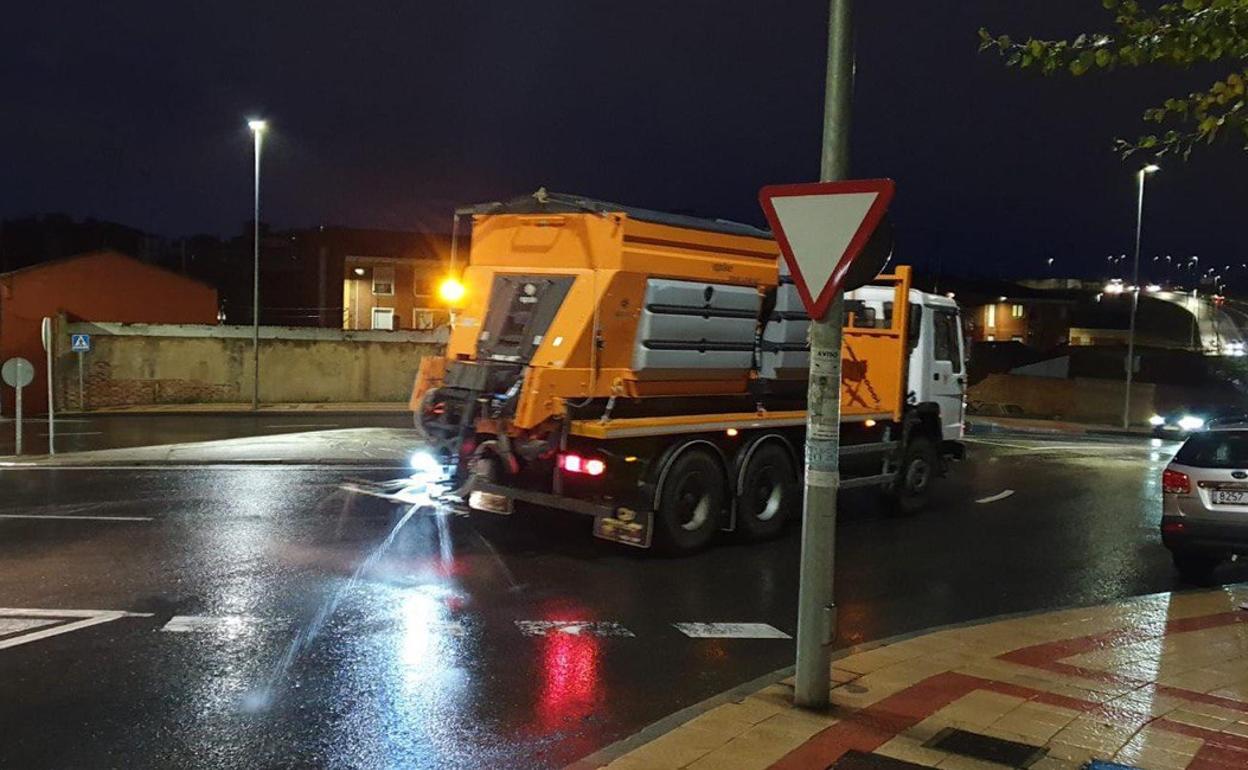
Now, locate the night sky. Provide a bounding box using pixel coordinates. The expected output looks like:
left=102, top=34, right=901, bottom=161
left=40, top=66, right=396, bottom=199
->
left=3, top=1, right=1245, bottom=279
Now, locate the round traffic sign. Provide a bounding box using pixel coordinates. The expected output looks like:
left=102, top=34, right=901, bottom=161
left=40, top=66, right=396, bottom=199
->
left=2, top=357, right=35, bottom=388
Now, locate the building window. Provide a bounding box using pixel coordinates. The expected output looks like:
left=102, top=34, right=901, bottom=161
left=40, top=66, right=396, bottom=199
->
left=1011, top=304, right=1024, bottom=319
left=985, top=304, right=996, bottom=328
left=372, top=266, right=395, bottom=296
left=371, top=307, right=395, bottom=330
left=986, top=334, right=995, bottom=341
left=1012, top=336, right=1024, bottom=343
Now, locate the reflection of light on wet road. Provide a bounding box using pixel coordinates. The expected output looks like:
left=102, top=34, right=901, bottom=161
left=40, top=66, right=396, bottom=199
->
left=536, top=626, right=602, bottom=732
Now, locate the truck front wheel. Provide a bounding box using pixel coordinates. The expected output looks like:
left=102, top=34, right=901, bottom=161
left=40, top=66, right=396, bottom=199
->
left=886, top=436, right=938, bottom=516
left=655, top=448, right=726, bottom=554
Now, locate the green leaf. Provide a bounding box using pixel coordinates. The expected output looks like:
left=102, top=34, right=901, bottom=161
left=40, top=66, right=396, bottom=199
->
left=1095, top=48, right=1113, bottom=67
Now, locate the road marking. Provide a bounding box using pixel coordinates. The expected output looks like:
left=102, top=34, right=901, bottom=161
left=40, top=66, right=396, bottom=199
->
left=161, top=615, right=279, bottom=633
left=0, top=608, right=152, bottom=650
left=0, top=618, right=59, bottom=635
left=0, top=514, right=153, bottom=522
left=515, top=620, right=635, bottom=638
left=673, top=622, right=792, bottom=639
left=975, top=490, right=1016, bottom=504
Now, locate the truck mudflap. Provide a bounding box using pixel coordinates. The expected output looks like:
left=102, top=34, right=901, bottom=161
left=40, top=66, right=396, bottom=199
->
left=461, top=478, right=655, bottom=549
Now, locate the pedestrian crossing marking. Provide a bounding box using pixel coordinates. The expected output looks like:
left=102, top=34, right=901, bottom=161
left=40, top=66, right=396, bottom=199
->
left=673, top=622, right=792, bottom=639
left=514, top=620, right=635, bottom=638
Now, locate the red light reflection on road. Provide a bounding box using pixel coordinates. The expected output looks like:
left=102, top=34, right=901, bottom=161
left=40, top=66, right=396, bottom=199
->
left=534, top=624, right=603, bottom=733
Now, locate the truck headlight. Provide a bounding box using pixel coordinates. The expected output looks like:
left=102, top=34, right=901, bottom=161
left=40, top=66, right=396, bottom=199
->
left=1178, top=415, right=1205, bottom=431
left=438, top=277, right=466, bottom=305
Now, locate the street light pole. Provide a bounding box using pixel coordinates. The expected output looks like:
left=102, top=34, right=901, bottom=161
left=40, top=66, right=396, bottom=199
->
left=794, top=0, right=853, bottom=710
left=248, top=119, right=267, bottom=411
left=1123, top=164, right=1158, bottom=429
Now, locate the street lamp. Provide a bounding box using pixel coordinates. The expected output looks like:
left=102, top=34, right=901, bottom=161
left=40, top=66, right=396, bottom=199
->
left=1123, top=163, right=1159, bottom=428
left=247, top=118, right=267, bottom=410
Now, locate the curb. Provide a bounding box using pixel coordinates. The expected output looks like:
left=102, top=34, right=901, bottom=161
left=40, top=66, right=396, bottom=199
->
left=0, top=458, right=410, bottom=468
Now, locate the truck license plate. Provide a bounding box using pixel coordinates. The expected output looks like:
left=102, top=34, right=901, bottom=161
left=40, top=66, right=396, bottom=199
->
left=468, top=490, right=513, bottom=515
left=593, top=508, right=653, bottom=548
left=1212, top=490, right=1248, bottom=505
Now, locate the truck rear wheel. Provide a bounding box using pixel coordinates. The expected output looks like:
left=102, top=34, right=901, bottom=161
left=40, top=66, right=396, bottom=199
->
left=655, top=448, right=726, bottom=554
left=736, top=442, right=797, bottom=540
left=886, top=436, right=938, bottom=516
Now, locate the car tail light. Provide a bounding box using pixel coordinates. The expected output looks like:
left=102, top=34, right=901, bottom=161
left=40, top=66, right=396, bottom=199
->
left=1162, top=468, right=1190, bottom=494
left=560, top=453, right=606, bottom=477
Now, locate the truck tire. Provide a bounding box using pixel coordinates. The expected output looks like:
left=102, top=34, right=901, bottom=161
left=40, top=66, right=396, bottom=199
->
left=1173, top=553, right=1221, bottom=585
left=736, top=442, right=797, bottom=540
left=886, top=436, right=938, bottom=516
left=655, top=448, right=726, bottom=554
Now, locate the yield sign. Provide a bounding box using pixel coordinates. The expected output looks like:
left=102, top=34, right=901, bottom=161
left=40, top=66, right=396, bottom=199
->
left=758, top=179, right=896, bottom=321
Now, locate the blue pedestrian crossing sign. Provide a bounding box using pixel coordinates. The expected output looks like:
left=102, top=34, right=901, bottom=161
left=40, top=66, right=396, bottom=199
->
left=70, top=333, right=91, bottom=352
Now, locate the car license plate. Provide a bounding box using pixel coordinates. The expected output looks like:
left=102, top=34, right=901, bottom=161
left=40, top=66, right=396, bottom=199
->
left=1212, top=490, right=1248, bottom=505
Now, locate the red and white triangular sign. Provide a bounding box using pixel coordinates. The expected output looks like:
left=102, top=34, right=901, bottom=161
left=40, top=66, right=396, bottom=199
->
left=759, top=179, right=896, bottom=321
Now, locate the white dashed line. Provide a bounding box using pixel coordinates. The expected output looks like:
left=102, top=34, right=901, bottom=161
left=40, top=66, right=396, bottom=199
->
left=514, top=621, right=635, bottom=638
left=672, top=622, right=792, bottom=639
left=161, top=615, right=278, bottom=633
left=975, top=490, right=1016, bottom=504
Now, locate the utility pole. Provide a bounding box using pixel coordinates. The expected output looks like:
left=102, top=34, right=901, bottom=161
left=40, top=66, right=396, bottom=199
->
left=794, top=0, right=853, bottom=710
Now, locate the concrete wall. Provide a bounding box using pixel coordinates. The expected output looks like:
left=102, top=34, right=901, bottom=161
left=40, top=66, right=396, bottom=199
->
left=57, top=322, right=447, bottom=408
left=969, top=373, right=1158, bottom=425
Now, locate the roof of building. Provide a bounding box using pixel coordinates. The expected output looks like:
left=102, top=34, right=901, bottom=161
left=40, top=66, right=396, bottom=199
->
left=0, top=249, right=215, bottom=290
left=457, top=189, right=773, bottom=240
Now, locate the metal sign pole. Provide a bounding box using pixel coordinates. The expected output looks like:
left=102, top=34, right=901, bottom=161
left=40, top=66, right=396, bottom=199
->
left=78, top=351, right=85, bottom=410
left=15, top=383, right=22, bottom=455
left=794, top=0, right=854, bottom=710
left=43, top=318, right=55, bottom=454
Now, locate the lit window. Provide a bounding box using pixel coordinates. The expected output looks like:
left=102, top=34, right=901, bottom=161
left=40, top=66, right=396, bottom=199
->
left=372, top=266, right=395, bottom=296
left=985, top=304, right=996, bottom=328
left=371, top=307, right=395, bottom=330
left=1011, top=304, right=1024, bottom=318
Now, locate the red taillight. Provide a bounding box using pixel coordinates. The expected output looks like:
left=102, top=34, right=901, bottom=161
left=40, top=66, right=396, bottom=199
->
left=560, top=453, right=606, bottom=477
left=1162, top=469, right=1191, bottom=495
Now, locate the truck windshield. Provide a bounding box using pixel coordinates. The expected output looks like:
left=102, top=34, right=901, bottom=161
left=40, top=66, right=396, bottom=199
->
left=1174, top=431, right=1248, bottom=468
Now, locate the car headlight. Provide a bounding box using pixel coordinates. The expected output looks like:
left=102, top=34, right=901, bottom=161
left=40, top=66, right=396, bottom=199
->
left=1149, top=414, right=1166, bottom=427
left=1178, top=415, right=1206, bottom=431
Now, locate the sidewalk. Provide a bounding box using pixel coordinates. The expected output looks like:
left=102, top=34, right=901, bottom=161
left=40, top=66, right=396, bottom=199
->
left=61, top=401, right=411, bottom=415
left=968, top=415, right=1153, bottom=439
left=0, top=427, right=422, bottom=466
left=589, top=586, right=1248, bottom=770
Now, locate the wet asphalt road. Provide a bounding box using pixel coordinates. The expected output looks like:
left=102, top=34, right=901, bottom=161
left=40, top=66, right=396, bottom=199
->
left=1, top=432, right=1245, bottom=769
left=0, top=412, right=413, bottom=457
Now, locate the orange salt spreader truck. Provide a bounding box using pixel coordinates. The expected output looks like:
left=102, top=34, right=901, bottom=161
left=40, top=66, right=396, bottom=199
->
left=411, top=191, right=966, bottom=553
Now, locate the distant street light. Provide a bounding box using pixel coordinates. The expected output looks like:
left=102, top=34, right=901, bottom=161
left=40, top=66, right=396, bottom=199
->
left=248, top=118, right=267, bottom=410
left=1124, top=163, right=1159, bottom=429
